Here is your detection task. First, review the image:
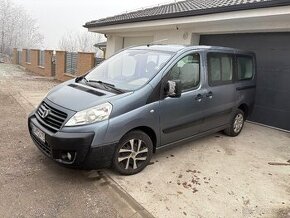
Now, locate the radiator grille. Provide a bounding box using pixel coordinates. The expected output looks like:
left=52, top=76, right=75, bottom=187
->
left=36, top=101, right=67, bottom=132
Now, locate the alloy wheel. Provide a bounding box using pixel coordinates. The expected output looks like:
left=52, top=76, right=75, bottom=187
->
left=233, top=113, right=244, bottom=133
left=117, top=139, right=149, bottom=170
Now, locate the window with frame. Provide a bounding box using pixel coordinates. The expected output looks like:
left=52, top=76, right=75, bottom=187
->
left=167, top=53, right=200, bottom=91
left=208, top=53, right=233, bottom=86
left=237, top=56, right=254, bottom=80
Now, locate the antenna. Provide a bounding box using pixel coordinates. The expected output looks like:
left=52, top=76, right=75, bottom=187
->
left=147, top=39, right=168, bottom=47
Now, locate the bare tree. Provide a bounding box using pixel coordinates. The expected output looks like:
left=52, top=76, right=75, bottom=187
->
left=58, top=31, right=105, bottom=56
left=0, top=0, right=43, bottom=56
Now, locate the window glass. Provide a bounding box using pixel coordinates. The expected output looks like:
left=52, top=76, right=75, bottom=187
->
left=208, top=53, right=233, bottom=85
left=209, top=57, right=221, bottom=81
left=168, top=53, right=200, bottom=91
left=237, top=56, right=253, bottom=80
left=86, top=49, right=173, bottom=91
left=221, top=56, right=232, bottom=80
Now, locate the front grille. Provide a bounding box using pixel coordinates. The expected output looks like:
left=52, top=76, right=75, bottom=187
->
left=31, top=133, right=51, bottom=156
left=36, top=101, right=68, bottom=132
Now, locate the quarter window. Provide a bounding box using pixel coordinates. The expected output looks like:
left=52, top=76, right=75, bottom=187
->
left=208, top=53, right=233, bottom=85
left=167, top=53, right=200, bottom=91
left=237, top=56, right=254, bottom=80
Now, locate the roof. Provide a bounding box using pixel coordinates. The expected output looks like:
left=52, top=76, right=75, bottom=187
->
left=84, top=0, right=290, bottom=28
left=94, top=41, right=107, bottom=49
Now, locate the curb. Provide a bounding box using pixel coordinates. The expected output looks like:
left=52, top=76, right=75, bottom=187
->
left=86, top=170, right=155, bottom=218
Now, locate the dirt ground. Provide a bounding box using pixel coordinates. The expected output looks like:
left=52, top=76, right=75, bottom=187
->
left=0, top=64, right=289, bottom=218
left=0, top=64, right=119, bottom=218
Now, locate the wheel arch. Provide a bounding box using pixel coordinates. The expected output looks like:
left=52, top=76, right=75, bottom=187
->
left=123, top=126, right=158, bottom=153
left=238, top=103, right=249, bottom=119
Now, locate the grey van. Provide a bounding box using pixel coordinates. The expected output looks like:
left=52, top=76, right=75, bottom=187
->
left=28, top=45, right=256, bottom=175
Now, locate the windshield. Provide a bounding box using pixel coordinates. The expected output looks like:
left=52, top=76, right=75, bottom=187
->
left=85, top=49, right=173, bottom=91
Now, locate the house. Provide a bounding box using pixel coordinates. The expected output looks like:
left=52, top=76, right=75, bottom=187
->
left=84, top=0, right=290, bottom=131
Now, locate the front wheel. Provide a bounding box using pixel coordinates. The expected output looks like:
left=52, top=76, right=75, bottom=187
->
left=224, top=109, right=245, bottom=137
left=113, top=131, right=153, bottom=175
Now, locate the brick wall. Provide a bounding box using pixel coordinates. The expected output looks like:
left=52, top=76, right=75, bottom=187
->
left=22, top=49, right=27, bottom=69
left=15, top=48, right=96, bottom=82
left=44, top=50, right=53, bottom=77
left=25, top=49, right=38, bottom=73
left=12, top=48, right=17, bottom=64
left=55, top=51, right=75, bottom=81
left=19, top=49, right=53, bottom=77
left=77, top=52, right=95, bottom=75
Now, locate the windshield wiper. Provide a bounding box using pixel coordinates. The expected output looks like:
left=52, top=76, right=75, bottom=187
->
left=86, top=79, right=125, bottom=94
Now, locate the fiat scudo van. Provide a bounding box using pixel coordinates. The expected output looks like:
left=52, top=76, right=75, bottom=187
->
left=28, top=45, right=256, bottom=175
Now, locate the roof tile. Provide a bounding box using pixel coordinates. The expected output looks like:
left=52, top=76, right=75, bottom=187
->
left=85, top=0, right=290, bottom=28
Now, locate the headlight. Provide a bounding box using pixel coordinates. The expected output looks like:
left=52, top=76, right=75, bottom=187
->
left=65, top=102, right=112, bottom=127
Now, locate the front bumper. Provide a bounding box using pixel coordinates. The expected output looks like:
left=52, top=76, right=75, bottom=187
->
left=28, top=115, right=115, bottom=169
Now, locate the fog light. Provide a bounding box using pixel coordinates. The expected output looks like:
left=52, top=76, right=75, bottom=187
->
left=60, top=151, right=75, bottom=162
left=67, top=152, right=72, bottom=161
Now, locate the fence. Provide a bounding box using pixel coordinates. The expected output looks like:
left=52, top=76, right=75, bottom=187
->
left=95, top=57, right=104, bottom=66
left=17, top=51, right=22, bottom=65
left=13, top=48, right=98, bottom=81
left=38, top=50, right=45, bottom=67
left=65, top=52, right=78, bottom=74
left=26, top=49, right=31, bottom=63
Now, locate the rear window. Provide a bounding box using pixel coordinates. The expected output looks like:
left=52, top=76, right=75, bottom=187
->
left=208, top=53, right=233, bottom=86
left=237, top=56, right=254, bottom=80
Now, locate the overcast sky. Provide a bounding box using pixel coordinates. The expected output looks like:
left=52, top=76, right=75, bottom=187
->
left=12, top=0, right=171, bottom=49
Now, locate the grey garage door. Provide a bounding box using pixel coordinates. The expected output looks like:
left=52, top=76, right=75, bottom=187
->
left=200, top=33, right=290, bottom=131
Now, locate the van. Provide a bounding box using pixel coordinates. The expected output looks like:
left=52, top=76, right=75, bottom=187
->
left=28, top=45, right=256, bottom=175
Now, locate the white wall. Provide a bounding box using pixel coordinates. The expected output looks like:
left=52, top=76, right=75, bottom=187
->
left=123, top=36, right=154, bottom=48
left=89, top=5, right=290, bottom=58
left=105, top=30, right=200, bottom=58
left=105, top=35, right=123, bottom=58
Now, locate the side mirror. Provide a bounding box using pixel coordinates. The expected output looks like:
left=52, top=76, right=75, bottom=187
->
left=165, top=80, right=182, bottom=98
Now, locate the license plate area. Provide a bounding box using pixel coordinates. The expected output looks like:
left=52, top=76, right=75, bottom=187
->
left=31, top=123, right=45, bottom=143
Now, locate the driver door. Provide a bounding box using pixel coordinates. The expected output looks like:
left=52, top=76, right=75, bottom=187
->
left=160, top=52, right=207, bottom=146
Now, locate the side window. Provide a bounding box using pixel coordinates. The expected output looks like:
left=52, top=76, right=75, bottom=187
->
left=208, top=53, right=233, bottom=86
left=237, top=56, right=254, bottom=80
left=167, top=53, right=200, bottom=91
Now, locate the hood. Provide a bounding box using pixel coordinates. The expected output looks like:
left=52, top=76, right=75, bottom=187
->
left=46, top=82, right=131, bottom=111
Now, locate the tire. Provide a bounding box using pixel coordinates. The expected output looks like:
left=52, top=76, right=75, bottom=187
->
left=223, top=109, right=245, bottom=137
left=113, top=131, right=153, bottom=175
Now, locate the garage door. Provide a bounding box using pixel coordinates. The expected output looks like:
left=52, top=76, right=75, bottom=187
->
left=123, top=36, right=153, bottom=48
left=200, top=33, right=290, bottom=131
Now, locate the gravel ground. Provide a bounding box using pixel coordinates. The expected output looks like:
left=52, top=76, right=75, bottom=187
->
left=0, top=64, right=119, bottom=218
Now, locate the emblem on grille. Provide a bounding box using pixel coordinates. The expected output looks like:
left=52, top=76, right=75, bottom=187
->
left=41, top=108, right=50, bottom=119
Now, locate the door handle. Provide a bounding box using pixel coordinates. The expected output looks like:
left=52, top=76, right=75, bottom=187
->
left=206, top=91, right=213, bottom=99
left=195, top=94, right=203, bottom=102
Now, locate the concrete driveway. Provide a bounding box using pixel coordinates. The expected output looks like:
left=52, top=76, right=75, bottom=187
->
left=107, top=123, right=290, bottom=218
left=1, top=64, right=289, bottom=218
